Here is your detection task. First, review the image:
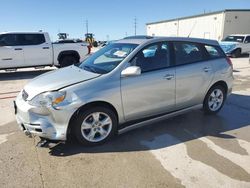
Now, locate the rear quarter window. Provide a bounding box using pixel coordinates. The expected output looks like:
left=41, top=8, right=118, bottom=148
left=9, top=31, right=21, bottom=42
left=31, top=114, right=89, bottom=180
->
left=204, top=45, right=225, bottom=59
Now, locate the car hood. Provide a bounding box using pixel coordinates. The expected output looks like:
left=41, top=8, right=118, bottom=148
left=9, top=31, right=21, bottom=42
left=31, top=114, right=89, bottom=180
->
left=24, top=65, right=100, bottom=100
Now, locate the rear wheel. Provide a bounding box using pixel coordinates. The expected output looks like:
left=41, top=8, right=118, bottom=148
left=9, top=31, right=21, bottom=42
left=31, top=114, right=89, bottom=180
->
left=231, top=48, right=241, bottom=58
left=73, top=106, right=117, bottom=145
left=59, top=56, right=78, bottom=67
left=203, top=85, right=226, bottom=114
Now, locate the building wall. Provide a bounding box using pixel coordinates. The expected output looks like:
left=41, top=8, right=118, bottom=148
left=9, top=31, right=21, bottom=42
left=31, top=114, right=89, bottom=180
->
left=223, top=11, right=250, bottom=38
left=147, top=12, right=225, bottom=41
left=146, top=20, right=179, bottom=37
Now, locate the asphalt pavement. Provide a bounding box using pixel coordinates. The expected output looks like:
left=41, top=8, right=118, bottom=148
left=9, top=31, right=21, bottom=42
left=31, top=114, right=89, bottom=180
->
left=0, top=58, right=250, bottom=188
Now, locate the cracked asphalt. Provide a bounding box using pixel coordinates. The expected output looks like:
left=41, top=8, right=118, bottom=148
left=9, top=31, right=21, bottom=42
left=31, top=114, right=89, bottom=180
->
left=0, top=57, right=250, bottom=188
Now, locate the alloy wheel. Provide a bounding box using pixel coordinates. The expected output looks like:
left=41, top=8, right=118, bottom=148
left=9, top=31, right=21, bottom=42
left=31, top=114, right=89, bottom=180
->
left=80, top=112, right=112, bottom=142
left=208, top=89, right=224, bottom=111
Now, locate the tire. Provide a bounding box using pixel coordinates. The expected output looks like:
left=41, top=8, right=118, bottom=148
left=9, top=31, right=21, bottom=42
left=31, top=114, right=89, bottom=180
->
left=73, top=106, right=117, bottom=145
left=59, top=56, right=78, bottom=68
left=231, top=49, right=241, bottom=58
left=203, top=85, right=226, bottom=114
left=93, top=41, right=98, bottom=47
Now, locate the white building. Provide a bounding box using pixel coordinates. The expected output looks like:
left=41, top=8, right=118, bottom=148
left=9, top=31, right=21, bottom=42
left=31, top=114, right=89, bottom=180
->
left=146, top=9, right=250, bottom=41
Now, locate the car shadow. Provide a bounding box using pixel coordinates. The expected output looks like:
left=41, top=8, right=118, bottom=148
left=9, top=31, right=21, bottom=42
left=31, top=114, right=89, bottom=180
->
left=240, top=54, right=250, bottom=58
left=48, top=93, right=250, bottom=157
left=0, top=69, right=54, bottom=81
left=230, top=54, right=249, bottom=58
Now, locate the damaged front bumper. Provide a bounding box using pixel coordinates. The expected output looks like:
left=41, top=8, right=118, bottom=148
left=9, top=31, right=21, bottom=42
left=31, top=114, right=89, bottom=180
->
left=14, top=92, right=76, bottom=141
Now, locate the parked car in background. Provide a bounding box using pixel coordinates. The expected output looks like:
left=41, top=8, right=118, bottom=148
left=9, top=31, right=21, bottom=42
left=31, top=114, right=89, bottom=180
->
left=0, top=32, right=89, bottom=70
left=220, top=34, right=250, bottom=57
left=14, top=37, right=233, bottom=145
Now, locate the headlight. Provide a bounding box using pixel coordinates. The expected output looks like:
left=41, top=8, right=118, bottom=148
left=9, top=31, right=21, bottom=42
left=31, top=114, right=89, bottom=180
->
left=29, top=91, right=66, bottom=109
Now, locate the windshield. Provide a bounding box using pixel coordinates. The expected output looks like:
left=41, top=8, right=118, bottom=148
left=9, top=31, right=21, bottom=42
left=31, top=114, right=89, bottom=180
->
left=78, top=43, right=138, bottom=74
left=222, top=36, right=245, bottom=43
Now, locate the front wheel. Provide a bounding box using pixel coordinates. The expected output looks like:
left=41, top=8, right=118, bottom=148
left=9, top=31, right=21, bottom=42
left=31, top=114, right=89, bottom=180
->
left=203, top=85, right=226, bottom=114
left=74, top=106, right=117, bottom=145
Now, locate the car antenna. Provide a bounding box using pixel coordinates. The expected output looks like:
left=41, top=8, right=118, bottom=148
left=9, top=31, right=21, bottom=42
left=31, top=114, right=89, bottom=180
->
left=187, top=21, right=197, bottom=38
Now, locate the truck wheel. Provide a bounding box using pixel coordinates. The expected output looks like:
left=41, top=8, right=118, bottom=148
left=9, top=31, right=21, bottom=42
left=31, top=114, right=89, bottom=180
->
left=74, top=106, right=117, bottom=146
left=60, top=56, right=78, bottom=67
left=93, top=41, right=98, bottom=47
left=231, top=49, right=241, bottom=58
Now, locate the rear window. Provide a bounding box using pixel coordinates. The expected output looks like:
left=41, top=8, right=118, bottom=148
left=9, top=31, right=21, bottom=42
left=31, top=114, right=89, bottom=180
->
left=19, top=34, right=45, bottom=45
left=204, top=45, right=224, bottom=59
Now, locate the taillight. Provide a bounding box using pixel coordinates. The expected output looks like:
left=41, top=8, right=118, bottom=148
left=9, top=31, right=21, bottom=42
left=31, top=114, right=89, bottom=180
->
left=87, top=45, right=92, bottom=54
left=226, top=57, right=233, bottom=68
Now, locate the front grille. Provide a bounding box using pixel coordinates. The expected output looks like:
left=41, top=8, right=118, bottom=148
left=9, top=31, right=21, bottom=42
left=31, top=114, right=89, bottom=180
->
left=22, top=90, right=28, bottom=101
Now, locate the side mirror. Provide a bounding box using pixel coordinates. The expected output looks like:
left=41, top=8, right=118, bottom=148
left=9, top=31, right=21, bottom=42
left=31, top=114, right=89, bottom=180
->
left=121, top=66, right=141, bottom=77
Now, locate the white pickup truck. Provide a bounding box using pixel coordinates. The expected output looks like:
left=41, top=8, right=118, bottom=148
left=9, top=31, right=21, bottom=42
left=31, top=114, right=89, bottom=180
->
left=0, top=32, right=89, bottom=70
left=220, top=34, right=250, bottom=58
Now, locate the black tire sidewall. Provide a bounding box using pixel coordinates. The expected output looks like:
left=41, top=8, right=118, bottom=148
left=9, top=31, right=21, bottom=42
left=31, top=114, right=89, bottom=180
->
left=73, top=106, right=117, bottom=146
left=203, top=85, right=226, bottom=114
left=232, top=49, right=241, bottom=58
left=60, top=56, right=78, bottom=67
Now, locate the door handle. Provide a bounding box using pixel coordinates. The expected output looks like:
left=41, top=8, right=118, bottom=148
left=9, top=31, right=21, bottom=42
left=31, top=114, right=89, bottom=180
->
left=43, top=47, right=50, bottom=49
left=164, top=74, right=174, bottom=80
left=2, top=58, right=12, bottom=61
left=14, top=48, right=22, bottom=50
left=203, top=67, right=211, bottom=72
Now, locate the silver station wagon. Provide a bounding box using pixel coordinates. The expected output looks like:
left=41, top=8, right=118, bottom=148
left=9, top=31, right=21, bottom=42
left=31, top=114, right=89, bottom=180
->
left=14, top=37, right=233, bottom=145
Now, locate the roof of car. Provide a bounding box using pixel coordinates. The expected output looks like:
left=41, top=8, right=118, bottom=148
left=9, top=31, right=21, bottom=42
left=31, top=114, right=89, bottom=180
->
left=123, top=35, right=153, bottom=39
left=116, top=37, right=219, bottom=46
left=115, top=38, right=150, bottom=45
left=0, top=31, right=47, bottom=35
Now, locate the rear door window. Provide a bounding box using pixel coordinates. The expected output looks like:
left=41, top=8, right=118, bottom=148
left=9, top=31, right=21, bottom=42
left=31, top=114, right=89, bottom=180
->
left=19, top=34, right=45, bottom=45
left=173, top=42, right=205, bottom=65
left=244, top=36, right=250, bottom=43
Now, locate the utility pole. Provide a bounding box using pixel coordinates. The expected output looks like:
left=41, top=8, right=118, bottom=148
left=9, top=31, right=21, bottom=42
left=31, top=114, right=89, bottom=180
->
left=134, top=17, right=137, bottom=36
left=86, top=20, right=89, bottom=34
